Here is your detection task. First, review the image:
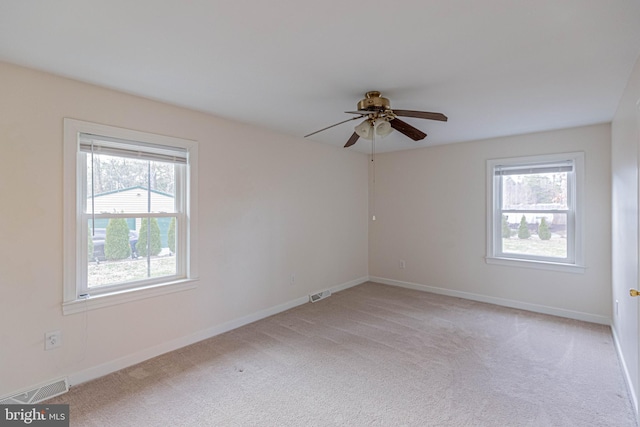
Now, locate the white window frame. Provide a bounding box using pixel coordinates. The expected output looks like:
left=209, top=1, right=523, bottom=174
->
left=486, top=152, right=584, bottom=273
left=63, top=119, right=198, bottom=314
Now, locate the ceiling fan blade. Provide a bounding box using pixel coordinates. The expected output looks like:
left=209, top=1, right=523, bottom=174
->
left=393, top=110, right=448, bottom=122
left=390, top=118, right=427, bottom=141
left=344, top=132, right=360, bottom=148
left=304, top=115, right=364, bottom=138
left=345, top=110, right=377, bottom=115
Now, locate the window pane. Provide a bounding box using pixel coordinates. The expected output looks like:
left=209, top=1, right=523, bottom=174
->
left=87, top=217, right=177, bottom=288
left=501, top=172, right=568, bottom=210
left=149, top=161, right=175, bottom=213
left=85, top=153, right=176, bottom=214
left=501, top=213, right=567, bottom=259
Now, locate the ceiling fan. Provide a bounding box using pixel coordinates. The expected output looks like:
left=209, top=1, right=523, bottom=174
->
left=305, top=91, right=448, bottom=147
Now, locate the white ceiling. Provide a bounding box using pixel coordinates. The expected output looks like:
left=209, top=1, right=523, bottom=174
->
left=1, top=1, right=639, bottom=153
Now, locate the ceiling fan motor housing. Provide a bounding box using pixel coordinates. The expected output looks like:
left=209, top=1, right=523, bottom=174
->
left=357, top=91, right=390, bottom=112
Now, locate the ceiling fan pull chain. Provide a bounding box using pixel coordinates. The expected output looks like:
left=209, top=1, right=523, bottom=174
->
left=372, top=125, right=376, bottom=221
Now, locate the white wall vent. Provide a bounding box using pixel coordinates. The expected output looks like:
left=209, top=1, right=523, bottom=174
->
left=310, top=290, right=331, bottom=303
left=0, top=378, right=69, bottom=404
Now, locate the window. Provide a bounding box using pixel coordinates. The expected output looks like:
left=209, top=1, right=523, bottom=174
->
left=486, top=152, right=584, bottom=272
left=64, top=119, right=198, bottom=314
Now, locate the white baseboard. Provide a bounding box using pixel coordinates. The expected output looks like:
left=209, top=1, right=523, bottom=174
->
left=329, top=276, right=369, bottom=294
left=611, top=325, right=639, bottom=418
left=68, top=276, right=368, bottom=388
left=67, top=295, right=306, bottom=387
left=370, top=276, right=611, bottom=325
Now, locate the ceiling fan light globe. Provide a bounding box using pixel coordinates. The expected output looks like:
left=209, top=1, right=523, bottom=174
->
left=355, top=120, right=373, bottom=140
left=375, top=120, right=393, bottom=137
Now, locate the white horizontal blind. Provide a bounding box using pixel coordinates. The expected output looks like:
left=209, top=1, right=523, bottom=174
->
left=79, top=133, right=187, bottom=164
left=494, top=161, right=573, bottom=176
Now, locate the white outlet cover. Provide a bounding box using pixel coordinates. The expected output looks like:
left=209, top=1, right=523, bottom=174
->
left=45, top=331, right=62, bottom=350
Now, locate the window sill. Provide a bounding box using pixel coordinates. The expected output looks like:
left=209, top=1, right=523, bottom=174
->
left=63, top=278, right=198, bottom=315
left=485, top=256, right=585, bottom=274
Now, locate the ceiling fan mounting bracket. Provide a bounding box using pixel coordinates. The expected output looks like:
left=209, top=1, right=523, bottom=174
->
left=357, top=91, right=391, bottom=112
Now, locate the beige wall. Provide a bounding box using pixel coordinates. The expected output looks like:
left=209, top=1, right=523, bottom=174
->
left=0, top=62, right=369, bottom=396
left=611, top=53, right=640, bottom=413
left=369, top=124, right=612, bottom=321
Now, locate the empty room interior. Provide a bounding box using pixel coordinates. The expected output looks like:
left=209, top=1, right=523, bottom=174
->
left=2, top=1, right=640, bottom=425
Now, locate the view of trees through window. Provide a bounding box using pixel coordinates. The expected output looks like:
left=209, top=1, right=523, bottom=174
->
left=500, top=171, right=569, bottom=259
left=86, top=154, right=175, bottom=198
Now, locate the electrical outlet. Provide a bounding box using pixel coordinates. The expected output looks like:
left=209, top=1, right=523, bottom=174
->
left=45, top=331, right=62, bottom=350
left=399, top=260, right=406, bottom=269
left=290, top=274, right=295, bottom=286
left=615, top=300, right=619, bottom=317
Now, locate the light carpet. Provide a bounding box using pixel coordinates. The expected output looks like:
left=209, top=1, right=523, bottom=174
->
left=47, top=282, right=636, bottom=426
